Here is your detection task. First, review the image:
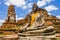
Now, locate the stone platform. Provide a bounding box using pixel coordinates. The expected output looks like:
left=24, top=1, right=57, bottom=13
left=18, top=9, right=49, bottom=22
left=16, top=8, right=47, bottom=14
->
left=0, top=34, right=59, bottom=40
left=18, top=36, right=56, bottom=40
left=0, top=34, right=18, bottom=40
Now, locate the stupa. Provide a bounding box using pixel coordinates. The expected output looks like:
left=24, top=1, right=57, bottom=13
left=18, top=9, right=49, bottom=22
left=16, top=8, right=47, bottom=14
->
left=0, top=5, right=16, bottom=35
left=1, top=5, right=16, bottom=28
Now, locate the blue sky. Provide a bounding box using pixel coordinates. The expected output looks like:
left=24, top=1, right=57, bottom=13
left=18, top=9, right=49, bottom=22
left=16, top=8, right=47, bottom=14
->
left=0, top=0, right=60, bottom=26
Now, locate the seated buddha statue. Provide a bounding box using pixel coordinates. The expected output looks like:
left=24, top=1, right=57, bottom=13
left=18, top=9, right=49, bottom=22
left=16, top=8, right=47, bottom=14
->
left=18, top=3, right=55, bottom=38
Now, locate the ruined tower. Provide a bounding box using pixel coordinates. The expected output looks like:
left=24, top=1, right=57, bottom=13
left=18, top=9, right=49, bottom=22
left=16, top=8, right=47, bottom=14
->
left=6, top=5, right=16, bottom=23
left=1, top=5, right=16, bottom=28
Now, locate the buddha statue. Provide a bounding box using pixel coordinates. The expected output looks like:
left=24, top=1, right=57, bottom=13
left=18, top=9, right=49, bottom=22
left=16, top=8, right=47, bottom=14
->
left=18, top=3, right=56, bottom=38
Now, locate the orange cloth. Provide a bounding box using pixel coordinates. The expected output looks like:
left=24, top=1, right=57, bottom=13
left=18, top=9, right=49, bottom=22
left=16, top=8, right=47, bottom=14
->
left=30, top=12, right=39, bottom=26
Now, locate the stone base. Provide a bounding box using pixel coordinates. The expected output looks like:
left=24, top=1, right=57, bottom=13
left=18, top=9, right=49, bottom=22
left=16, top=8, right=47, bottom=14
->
left=0, top=34, right=18, bottom=40
left=18, top=36, right=56, bottom=40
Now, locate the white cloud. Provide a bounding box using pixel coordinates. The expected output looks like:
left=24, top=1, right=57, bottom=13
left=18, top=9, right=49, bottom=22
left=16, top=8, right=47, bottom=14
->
left=27, top=3, right=32, bottom=8
left=37, top=1, right=46, bottom=7
left=29, top=9, right=32, bottom=12
left=56, top=15, right=60, bottom=19
left=0, top=2, right=1, bottom=4
left=16, top=15, right=19, bottom=20
left=37, top=0, right=53, bottom=7
left=0, top=20, right=5, bottom=23
left=4, top=0, right=26, bottom=7
left=45, top=5, right=58, bottom=12
left=22, top=2, right=33, bottom=10
left=17, top=17, right=24, bottom=20
left=0, top=20, right=5, bottom=26
left=48, top=12, right=51, bottom=15
left=22, top=6, right=27, bottom=9
left=16, top=15, right=24, bottom=20
left=42, top=0, right=52, bottom=3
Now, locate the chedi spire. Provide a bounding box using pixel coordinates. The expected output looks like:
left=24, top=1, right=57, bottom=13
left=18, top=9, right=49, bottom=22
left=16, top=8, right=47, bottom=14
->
left=6, top=5, right=16, bottom=23
left=1, top=5, right=16, bottom=28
